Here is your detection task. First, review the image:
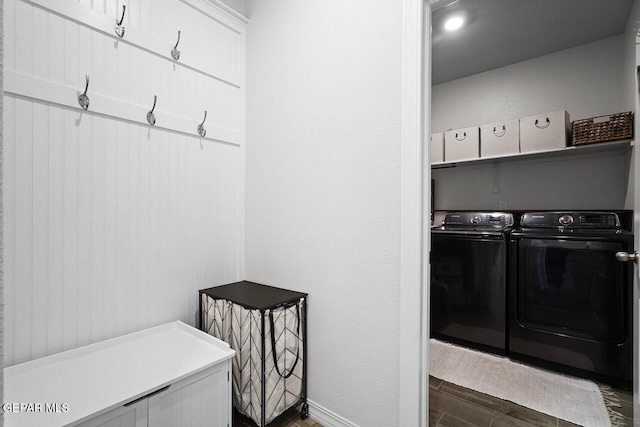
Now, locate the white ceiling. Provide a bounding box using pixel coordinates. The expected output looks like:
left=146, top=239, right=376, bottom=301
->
left=431, top=0, right=635, bottom=85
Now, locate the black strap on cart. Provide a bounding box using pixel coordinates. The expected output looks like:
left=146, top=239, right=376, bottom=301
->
left=269, top=302, right=301, bottom=379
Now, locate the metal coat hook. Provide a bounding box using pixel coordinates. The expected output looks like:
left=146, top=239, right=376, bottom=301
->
left=78, top=75, right=90, bottom=110
left=115, top=5, right=126, bottom=38
left=171, top=31, right=181, bottom=61
left=197, top=111, right=207, bottom=137
left=146, top=95, right=157, bottom=126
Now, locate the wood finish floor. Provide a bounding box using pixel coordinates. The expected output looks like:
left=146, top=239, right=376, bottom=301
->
left=430, top=376, right=633, bottom=427
left=232, top=407, right=321, bottom=427
left=232, top=377, right=634, bottom=426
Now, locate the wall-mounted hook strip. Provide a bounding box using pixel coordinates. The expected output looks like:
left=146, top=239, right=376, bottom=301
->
left=115, top=5, right=126, bottom=38
left=146, top=95, right=157, bottom=126
left=197, top=110, right=207, bottom=137
left=171, top=31, right=181, bottom=61
left=7, top=70, right=243, bottom=146
left=78, top=75, right=90, bottom=110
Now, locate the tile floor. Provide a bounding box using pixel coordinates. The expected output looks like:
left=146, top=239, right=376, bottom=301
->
left=232, top=377, right=634, bottom=427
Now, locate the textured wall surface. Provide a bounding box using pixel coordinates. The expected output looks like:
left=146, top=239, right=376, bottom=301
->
left=431, top=34, right=632, bottom=211
left=1, top=0, right=4, bottom=418
left=244, top=1, right=402, bottom=425
left=623, top=4, right=639, bottom=210
left=432, top=35, right=625, bottom=132
left=432, top=151, right=631, bottom=211
left=218, top=0, right=246, bottom=16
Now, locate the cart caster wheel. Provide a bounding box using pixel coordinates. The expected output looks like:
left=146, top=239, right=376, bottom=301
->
left=301, top=403, right=309, bottom=420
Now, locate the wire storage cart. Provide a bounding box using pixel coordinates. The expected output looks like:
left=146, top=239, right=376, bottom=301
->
left=200, top=281, right=308, bottom=427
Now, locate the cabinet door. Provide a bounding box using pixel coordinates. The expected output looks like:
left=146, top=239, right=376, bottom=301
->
left=74, top=399, right=147, bottom=427
left=147, top=361, right=231, bottom=427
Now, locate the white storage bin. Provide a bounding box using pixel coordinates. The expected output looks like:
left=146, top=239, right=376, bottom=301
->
left=480, top=119, right=520, bottom=158
left=430, top=132, right=444, bottom=163
left=520, top=110, right=570, bottom=153
left=444, top=126, right=479, bottom=162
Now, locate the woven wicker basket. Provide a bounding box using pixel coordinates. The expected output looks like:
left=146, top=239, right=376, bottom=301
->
left=571, top=111, right=634, bottom=146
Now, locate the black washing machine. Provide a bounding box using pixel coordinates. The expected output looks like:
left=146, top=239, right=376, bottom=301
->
left=509, top=211, right=633, bottom=387
left=431, top=212, right=514, bottom=355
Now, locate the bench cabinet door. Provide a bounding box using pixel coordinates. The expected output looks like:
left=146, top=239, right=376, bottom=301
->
left=148, top=361, right=231, bottom=427
left=74, top=399, right=147, bottom=427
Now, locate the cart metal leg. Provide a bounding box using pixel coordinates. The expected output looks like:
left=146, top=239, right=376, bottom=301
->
left=260, top=310, right=266, bottom=427
left=300, top=297, right=308, bottom=419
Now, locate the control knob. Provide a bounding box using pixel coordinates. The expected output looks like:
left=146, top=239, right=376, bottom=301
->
left=470, top=215, right=481, bottom=224
left=558, top=215, right=573, bottom=226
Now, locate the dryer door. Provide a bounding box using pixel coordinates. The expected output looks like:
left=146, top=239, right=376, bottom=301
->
left=514, top=237, right=630, bottom=343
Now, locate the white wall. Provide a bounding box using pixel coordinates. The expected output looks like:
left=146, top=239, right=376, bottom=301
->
left=3, top=0, right=246, bottom=366
left=219, top=0, right=246, bottom=16
left=431, top=35, right=632, bottom=211
left=623, top=17, right=638, bottom=114
left=1, top=0, right=4, bottom=413
left=244, top=1, right=402, bottom=426
left=623, top=3, right=640, bottom=210
left=432, top=35, right=625, bottom=132
left=432, top=152, right=631, bottom=211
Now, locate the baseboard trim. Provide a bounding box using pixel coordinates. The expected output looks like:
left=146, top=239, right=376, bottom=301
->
left=307, top=400, right=360, bottom=427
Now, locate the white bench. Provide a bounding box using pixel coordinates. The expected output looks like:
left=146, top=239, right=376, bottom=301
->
left=4, top=321, right=235, bottom=427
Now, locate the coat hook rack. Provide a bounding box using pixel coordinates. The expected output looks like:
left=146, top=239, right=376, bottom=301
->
left=78, top=75, right=90, bottom=110
left=146, top=95, right=157, bottom=126
left=115, top=5, right=126, bottom=38
left=171, top=31, right=181, bottom=61
left=197, top=110, right=207, bottom=137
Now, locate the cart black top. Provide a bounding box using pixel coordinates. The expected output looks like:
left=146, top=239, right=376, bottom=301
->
left=200, top=281, right=307, bottom=310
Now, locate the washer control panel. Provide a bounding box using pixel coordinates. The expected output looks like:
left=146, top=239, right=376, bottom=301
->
left=521, top=212, right=620, bottom=228
left=442, top=212, right=514, bottom=229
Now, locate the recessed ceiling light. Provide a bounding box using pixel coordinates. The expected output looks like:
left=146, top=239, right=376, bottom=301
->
left=444, top=16, right=464, bottom=32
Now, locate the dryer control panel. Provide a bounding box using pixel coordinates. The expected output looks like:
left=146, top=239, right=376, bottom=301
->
left=521, top=212, right=620, bottom=228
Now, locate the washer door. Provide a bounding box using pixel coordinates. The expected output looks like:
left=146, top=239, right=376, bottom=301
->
left=431, top=232, right=506, bottom=352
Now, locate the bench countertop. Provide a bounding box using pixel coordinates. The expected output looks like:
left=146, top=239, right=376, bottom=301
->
left=4, top=321, right=235, bottom=427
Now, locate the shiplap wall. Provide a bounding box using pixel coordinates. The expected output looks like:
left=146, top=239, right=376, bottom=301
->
left=3, top=0, right=246, bottom=367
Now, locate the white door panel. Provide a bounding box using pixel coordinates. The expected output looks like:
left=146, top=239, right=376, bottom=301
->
left=74, top=399, right=147, bottom=427
left=147, top=364, right=231, bottom=427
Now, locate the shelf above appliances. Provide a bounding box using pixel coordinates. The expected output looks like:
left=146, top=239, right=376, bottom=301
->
left=431, top=139, right=633, bottom=169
